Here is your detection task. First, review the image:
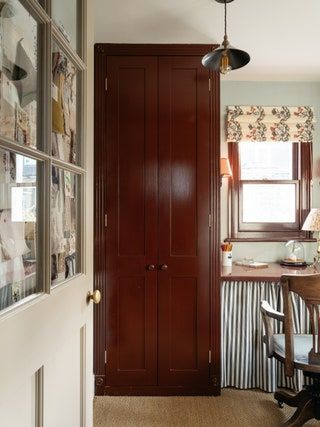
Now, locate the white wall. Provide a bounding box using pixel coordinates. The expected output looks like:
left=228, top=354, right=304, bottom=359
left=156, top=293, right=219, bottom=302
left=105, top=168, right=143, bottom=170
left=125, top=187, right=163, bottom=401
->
left=221, top=81, right=320, bottom=262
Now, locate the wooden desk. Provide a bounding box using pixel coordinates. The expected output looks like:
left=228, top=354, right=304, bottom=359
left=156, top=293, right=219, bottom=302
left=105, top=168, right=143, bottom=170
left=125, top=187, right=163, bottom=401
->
left=221, top=262, right=319, bottom=282
left=221, top=263, right=319, bottom=393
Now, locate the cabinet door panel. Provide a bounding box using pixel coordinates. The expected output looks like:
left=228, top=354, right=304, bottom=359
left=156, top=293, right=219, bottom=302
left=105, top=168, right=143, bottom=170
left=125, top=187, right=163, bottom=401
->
left=105, top=56, right=158, bottom=386
left=158, top=57, right=210, bottom=386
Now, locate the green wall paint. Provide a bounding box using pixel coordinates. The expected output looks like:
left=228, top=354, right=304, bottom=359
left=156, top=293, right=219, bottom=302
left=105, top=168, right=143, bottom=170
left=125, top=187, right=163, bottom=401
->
left=221, top=81, right=320, bottom=262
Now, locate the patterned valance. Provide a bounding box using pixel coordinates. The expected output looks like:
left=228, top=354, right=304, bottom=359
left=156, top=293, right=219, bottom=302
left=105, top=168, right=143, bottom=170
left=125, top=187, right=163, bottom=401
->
left=227, top=106, right=315, bottom=143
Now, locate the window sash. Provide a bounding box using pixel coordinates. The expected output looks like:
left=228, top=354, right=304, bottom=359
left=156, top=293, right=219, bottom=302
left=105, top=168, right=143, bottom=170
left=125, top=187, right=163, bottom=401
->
left=228, top=142, right=312, bottom=241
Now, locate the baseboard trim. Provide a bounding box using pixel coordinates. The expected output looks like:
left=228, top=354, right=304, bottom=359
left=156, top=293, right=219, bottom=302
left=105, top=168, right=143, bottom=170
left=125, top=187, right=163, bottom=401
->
left=96, top=385, right=221, bottom=396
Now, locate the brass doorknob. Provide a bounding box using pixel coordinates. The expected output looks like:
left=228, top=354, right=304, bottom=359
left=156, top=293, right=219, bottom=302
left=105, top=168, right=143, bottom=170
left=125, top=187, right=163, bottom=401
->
left=146, top=264, right=156, bottom=271
left=87, top=290, right=101, bottom=304
left=159, top=264, right=168, bottom=271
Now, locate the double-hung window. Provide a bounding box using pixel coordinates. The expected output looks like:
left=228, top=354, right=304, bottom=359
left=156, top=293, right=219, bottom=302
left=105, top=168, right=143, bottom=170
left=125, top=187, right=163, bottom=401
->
left=227, top=106, right=314, bottom=241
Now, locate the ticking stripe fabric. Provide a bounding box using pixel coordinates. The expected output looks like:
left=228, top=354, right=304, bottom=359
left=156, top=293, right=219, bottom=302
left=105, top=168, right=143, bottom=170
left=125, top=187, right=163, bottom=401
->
left=221, top=280, right=311, bottom=393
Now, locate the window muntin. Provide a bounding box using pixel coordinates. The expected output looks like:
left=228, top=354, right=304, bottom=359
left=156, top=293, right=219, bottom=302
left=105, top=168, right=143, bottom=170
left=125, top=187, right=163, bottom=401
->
left=52, top=42, right=79, bottom=164
left=51, top=167, right=79, bottom=286
left=0, top=0, right=40, bottom=149
left=0, top=148, right=39, bottom=311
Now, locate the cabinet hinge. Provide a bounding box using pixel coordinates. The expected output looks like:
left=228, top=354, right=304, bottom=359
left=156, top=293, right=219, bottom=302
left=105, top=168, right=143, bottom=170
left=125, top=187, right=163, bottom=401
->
left=208, top=214, right=213, bottom=228
left=105, top=77, right=108, bottom=92
left=104, top=350, right=107, bottom=365
left=209, top=78, right=211, bottom=92
left=208, top=350, right=212, bottom=364
left=104, top=214, right=108, bottom=228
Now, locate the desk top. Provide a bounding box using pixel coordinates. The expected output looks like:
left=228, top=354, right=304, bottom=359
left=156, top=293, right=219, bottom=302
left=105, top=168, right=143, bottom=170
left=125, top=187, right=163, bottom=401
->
left=221, top=263, right=319, bottom=282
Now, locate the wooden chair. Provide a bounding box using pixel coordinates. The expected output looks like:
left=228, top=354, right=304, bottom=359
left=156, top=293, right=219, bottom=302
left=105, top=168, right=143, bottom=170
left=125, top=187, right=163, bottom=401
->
left=261, top=273, right=320, bottom=427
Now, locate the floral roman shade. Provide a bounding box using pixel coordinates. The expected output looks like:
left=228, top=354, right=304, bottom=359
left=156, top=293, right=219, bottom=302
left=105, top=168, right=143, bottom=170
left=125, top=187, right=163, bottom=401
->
left=227, top=106, right=315, bottom=143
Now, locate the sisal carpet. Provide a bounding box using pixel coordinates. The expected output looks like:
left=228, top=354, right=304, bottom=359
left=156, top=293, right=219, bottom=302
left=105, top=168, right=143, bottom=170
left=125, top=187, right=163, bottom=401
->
left=94, top=389, right=320, bottom=427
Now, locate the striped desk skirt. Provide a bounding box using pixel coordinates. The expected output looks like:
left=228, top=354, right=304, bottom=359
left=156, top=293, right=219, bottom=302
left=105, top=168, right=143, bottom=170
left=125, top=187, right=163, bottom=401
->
left=221, top=280, right=311, bottom=393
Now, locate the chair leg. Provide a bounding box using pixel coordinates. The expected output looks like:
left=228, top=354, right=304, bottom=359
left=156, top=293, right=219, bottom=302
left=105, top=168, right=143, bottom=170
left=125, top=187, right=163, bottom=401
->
left=283, top=398, right=314, bottom=427
left=274, top=389, right=310, bottom=408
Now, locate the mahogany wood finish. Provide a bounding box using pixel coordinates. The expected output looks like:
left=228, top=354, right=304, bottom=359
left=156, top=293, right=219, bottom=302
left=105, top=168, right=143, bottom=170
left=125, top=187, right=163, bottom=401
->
left=94, top=44, right=220, bottom=396
left=158, top=57, right=210, bottom=386
left=105, top=56, right=158, bottom=386
left=221, top=263, right=319, bottom=282
left=261, top=274, right=320, bottom=425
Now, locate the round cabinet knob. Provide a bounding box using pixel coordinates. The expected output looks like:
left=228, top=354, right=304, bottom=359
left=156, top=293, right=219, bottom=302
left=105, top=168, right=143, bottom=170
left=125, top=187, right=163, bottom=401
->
left=87, top=290, right=101, bottom=304
left=159, top=264, right=168, bottom=271
left=146, top=264, right=156, bottom=271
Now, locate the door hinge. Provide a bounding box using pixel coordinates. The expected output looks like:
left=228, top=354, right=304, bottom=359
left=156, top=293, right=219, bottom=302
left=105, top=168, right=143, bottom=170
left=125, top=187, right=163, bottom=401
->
left=209, top=78, right=211, bottom=92
left=104, top=214, right=108, bottom=228
left=208, top=350, right=212, bottom=364
left=104, top=350, right=107, bottom=364
left=105, top=77, right=108, bottom=92
left=208, top=214, right=213, bottom=228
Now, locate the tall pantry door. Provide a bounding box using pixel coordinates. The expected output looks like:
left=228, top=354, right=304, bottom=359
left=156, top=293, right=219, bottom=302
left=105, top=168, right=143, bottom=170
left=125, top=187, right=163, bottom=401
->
left=158, top=57, right=210, bottom=387
left=94, top=45, right=220, bottom=395
left=104, top=56, right=158, bottom=386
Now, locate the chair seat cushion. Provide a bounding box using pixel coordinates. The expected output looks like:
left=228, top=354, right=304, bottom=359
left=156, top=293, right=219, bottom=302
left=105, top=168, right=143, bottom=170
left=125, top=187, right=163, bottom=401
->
left=273, top=334, right=313, bottom=365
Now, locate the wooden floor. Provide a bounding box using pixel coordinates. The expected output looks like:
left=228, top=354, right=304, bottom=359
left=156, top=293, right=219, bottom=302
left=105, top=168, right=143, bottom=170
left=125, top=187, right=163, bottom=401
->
left=94, top=388, right=320, bottom=426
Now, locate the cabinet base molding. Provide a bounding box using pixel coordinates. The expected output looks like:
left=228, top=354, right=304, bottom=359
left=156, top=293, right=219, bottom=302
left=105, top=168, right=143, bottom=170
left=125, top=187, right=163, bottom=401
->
left=95, top=382, right=220, bottom=396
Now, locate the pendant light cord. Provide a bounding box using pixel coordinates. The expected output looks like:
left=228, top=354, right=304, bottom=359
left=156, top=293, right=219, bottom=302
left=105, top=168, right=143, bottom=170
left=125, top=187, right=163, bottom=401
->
left=224, top=0, right=227, bottom=38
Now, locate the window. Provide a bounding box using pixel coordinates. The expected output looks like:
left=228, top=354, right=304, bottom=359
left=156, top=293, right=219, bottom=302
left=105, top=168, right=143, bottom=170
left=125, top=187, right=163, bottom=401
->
left=229, top=141, right=312, bottom=241
left=0, top=0, right=85, bottom=313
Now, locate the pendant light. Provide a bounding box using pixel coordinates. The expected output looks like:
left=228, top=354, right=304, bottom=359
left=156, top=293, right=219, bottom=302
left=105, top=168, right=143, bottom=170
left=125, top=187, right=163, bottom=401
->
left=202, top=0, right=250, bottom=74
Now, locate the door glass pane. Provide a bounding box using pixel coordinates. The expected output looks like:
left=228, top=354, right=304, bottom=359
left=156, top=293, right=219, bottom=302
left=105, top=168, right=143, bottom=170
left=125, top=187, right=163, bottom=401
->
left=242, top=183, right=296, bottom=223
left=52, top=42, right=78, bottom=164
left=0, top=0, right=39, bottom=148
left=240, top=142, right=293, bottom=180
left=0, top=148, right=39, bottom=311
left=51, top=167, right=79, bottom=286
left=52, top=0, right=80, bottom=53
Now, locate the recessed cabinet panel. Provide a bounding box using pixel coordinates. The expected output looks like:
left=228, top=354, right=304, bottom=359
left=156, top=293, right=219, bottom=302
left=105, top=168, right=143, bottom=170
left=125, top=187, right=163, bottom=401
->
left=118, top=68, right=146, bottom=257
left=118, top=276, right=146, bottom=371
left=169, top=277, right=198, bottom=370
left=170, top=69, right=197, bottom=257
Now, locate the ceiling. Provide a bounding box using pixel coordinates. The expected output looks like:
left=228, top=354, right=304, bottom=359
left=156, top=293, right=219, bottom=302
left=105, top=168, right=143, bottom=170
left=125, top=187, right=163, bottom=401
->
left=94, top=0, right=320, bottom=81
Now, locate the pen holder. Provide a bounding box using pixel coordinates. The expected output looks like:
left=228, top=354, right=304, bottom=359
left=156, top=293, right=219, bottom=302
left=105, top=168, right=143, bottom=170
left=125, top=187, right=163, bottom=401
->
left=222, top=251, right=232, bottom=267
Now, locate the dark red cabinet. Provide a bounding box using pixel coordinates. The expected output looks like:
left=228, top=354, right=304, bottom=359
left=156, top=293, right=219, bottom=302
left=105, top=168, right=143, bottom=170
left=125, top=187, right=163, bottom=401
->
left=94, top=45, right=221, bottom=396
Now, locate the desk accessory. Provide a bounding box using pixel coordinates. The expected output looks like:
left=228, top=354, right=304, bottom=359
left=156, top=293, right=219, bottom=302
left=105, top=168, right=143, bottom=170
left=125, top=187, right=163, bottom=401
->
left=281, top=240, right=307, bottom=267
left=221, top=243, right=232, bottom=267
left=302, top=208, right=320, bottom=265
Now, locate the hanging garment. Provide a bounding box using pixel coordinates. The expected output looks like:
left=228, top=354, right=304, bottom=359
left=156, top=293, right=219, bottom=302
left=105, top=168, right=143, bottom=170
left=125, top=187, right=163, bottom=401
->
left=0, top=209, right=30, bottom=260
left=13, top=38, right=37, bottom=107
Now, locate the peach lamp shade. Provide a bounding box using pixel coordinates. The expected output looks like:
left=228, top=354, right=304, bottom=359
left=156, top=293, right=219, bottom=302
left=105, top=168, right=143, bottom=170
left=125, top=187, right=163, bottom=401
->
left=220, top=158, right=232, bottom=177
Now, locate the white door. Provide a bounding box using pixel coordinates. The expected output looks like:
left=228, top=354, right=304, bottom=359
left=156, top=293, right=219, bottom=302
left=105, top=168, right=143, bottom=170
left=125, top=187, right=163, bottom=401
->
left=0, top=0, right=94, bottom=426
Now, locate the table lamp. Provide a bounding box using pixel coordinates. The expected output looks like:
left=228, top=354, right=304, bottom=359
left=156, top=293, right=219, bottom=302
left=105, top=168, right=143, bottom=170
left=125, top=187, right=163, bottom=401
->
left=302, top=208, right=320, bottom=264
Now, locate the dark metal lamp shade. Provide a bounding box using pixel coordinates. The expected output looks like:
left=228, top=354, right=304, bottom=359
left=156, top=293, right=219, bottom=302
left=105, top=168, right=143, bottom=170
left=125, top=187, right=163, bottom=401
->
left=202, top=44, right=250, bottom=71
